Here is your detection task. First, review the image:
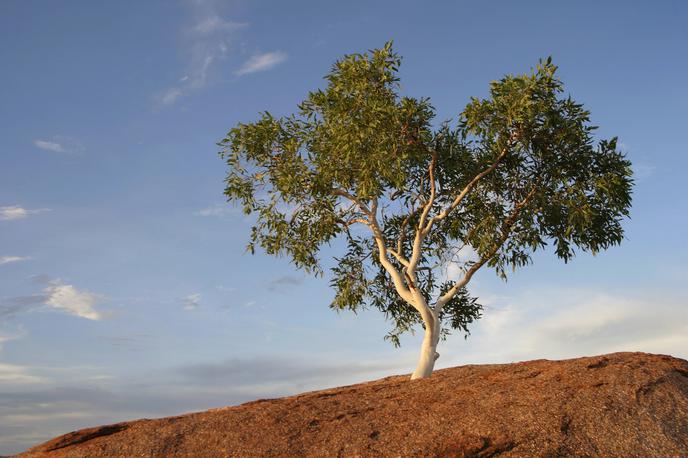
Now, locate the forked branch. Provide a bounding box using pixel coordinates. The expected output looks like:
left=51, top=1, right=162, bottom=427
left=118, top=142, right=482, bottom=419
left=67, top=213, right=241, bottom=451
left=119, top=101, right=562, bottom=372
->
left=434, top=184, right=538, bottom=312
left=334, top=189, right=417, bottom=306
left=423, top=146, right=510, bottom=235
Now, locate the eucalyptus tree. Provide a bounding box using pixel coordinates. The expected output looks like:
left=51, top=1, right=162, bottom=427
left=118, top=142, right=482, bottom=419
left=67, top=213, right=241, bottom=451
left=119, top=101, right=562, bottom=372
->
left=220, top=42, right=633, bottom=379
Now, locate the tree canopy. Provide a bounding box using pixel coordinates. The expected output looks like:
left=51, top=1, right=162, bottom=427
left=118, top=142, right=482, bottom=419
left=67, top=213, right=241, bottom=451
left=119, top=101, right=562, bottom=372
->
left=220, top=42, right=633, bottom=378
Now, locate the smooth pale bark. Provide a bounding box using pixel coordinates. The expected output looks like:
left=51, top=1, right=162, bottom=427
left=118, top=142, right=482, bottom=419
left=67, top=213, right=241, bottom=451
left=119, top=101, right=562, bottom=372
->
left=410, top=314, right=440, bottom=379
left=354, top=159, right=523, bottom=380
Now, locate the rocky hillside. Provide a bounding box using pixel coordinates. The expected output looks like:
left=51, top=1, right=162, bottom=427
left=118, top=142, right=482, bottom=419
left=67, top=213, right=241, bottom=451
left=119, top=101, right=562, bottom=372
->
left=17, top=352, right=688, bottom=457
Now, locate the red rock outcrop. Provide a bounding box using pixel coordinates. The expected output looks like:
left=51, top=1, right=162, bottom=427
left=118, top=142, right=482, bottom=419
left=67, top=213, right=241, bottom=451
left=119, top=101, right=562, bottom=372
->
left=17, top=352, right=688, bottom=457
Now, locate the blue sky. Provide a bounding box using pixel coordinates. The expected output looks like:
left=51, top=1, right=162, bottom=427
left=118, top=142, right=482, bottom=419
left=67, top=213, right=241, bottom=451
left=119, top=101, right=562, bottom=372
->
left=1, top=0, right=687, bottom=453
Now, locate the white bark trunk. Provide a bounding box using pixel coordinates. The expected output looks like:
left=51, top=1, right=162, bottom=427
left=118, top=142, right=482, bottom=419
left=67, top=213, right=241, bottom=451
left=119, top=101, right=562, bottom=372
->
left=410, top=315, right=440, bottom=379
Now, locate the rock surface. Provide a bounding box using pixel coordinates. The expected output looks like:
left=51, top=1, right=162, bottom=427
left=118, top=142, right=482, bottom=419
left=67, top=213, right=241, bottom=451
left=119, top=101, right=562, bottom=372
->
left=17, top=352, right=688, bottom=457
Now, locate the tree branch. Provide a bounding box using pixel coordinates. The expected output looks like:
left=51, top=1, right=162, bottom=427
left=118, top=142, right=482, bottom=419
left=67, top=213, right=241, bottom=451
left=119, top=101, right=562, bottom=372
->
left=423, top=144, right=510, bottom=235
left=417, top=149, right=439, bottom=233
left=332, top=188, right=372, bottom=216
left=434, top=184, right=538, bottom=312
left=366, top=199, right=416, bottom=306
left=396, top=205, right=421, bottom=260
left=331, top=189, right=417, bottom=305
left=346, top=218, right=370, bottom=226
left=388, top=249, right=410, bottom=267
left=407, top=148, right=439, bottom=275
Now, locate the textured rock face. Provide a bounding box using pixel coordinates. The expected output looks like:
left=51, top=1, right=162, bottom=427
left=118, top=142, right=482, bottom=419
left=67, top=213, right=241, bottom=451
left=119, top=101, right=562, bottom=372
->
left=17, top=352, right=688, bottom=457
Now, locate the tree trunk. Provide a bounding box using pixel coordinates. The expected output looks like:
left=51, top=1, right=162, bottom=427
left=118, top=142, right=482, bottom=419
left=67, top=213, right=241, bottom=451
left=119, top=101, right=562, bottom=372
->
left=410, top=315, right=440, bottom=380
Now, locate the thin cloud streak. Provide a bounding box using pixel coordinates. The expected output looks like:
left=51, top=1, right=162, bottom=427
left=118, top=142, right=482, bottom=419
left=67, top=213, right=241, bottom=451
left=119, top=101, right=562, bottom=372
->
left=158, top=88, right=183, bottom=106
left=0, top=363, right=44, bottom=384
left=177, top=355, right=409, bottom=387
left=32, top=136, right=83, bottom=154
left=235, top=51, right=287, bottom=76
left=0, top=206, right=51, bottom=221
left=0, top=256, right=31, bottom=266
left=156, top=4, right=247, bottom=107
left=33, top=140, right=66, bottom=153
left=194, top=204, right=236, bottom=217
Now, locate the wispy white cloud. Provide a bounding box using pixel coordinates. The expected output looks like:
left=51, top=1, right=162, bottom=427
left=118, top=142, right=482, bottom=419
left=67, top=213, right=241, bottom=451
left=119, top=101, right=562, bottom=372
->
left=0, top=363, right=44, bottom=384
left=0, top=327, right=25, bottom=350
left=44, top=282, right=104, bottom=321
left=156, top=4, right=247, bottom=107
left=190, top=14, right=241, bottom=36
left=0, top=206, right=51, bottom=221
left=183, top=293, right=201, bottom=310
left=0, top=206, right=28, bottom=221
left=235, top=51, right=287, bottom=76
left=158, top=88, right=184, bottom=106
left=438, top=288, right=688, bottom=366
left=1, top=279, right=107, bottom=322
left=194, top=203, right=236, bottom=217
left=0, top=256, right=31, bottom=266
left=32, top=136, right=83, bottom=154
left=177, top=355, right=408, bottom=387
left=33, top=140, right=65, bottom=153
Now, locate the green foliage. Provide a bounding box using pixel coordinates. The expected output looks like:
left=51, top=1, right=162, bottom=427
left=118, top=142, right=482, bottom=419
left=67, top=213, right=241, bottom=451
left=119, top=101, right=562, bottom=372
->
left=220, top=42, right=633, bottom=345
